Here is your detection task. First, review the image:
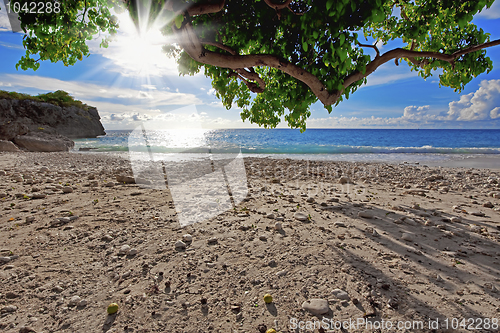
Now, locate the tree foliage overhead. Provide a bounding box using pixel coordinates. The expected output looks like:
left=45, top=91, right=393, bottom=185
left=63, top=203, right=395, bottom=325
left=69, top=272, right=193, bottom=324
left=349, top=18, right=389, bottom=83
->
left=7, top=0, right=122, bottom=70
left=6, top=0, right=500, bottom=130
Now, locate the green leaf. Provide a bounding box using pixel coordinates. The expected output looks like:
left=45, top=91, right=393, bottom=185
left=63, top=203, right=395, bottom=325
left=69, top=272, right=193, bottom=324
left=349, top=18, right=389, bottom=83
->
left=302, top=42, right=308, bottom=52
left=174, top=15, right=184, bottom=29
left=337, top=48, right=347, bottom=62
left=339, top=33, right=345, bottom=46
left=326, top=0, right=334, bottom=10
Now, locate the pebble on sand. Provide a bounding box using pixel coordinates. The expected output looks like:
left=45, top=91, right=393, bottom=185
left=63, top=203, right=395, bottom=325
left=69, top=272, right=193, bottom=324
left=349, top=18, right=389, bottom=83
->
left=175, top=240, right=187, bottom=249
left=302, top=299, right=329, bottom=315
left=294, top=212, right=309, bottom=221
left=1, top=305, right=17, bottom=313
left=119, top=245, right=131, bottom=255
left=62, top=186, right=73, bottom=193
left=68, top=296, right=81, bottom=306
left=358, top=211, right=374, bottom=219
left=338, top=176, right=352, bottom=184
left=401, top=233, right=414, bottom=242
left=332, top=289, right=349, bottom=300
left=306, top=197, right=315, bottom=203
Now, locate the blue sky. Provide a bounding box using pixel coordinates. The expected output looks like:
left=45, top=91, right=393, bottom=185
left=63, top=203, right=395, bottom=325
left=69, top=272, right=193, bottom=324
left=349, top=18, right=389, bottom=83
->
left=1, top=2, right=500, bottom=130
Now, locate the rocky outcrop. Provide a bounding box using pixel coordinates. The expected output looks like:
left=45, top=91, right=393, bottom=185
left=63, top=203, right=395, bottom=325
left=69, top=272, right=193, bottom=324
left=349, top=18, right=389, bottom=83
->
left=0, top=98, right=105, bottom=140
left=13, top=132, right=74, bottom=152
left=0, top=139, right=20, bottom=152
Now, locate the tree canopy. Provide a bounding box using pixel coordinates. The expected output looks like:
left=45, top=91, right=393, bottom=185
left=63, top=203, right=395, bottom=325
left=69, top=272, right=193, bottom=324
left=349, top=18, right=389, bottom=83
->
left=5, top=0, right=500, bottom=130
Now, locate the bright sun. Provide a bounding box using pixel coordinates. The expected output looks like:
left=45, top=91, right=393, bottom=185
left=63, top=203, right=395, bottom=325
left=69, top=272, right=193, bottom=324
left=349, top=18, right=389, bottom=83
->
left=104, top=11, right=178, bottom=78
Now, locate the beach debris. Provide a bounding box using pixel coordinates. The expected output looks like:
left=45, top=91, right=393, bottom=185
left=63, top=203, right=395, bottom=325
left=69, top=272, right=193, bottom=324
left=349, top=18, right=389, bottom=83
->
left=107, top=303, right=119, bottom=315
left=182, top=234, right=193, bottom=242
left=263, top=294, right=273, bottom=304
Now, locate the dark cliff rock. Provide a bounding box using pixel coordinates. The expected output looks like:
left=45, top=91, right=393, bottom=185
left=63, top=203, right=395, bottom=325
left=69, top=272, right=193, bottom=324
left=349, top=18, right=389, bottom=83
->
left=14, top=132, right=75, bottom=152
left=0, top=98, right=106, bottom=140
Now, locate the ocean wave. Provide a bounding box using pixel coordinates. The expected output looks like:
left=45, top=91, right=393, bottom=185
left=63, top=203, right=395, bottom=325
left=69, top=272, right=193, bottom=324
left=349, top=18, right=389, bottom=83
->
left=73, top=144, right=500, bottom=155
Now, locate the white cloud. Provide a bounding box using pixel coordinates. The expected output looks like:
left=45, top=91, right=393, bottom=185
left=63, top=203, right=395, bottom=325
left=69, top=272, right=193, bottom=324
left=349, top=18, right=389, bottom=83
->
left=0, top=41, right=24, bottom=49
left=0, top=74, right=201, bottom=106
left=402, top=105, right=438, bottom=121
left=363, top=65, right=418, bottom=88
left=447, top=79, right=500, bottom=121
left=0, top=2, right=12, bottom=32
left=138, top=91, right=153, bottom=99
left=141, top=84, right=157, bottom=90
left=306, top=80, right=500, bottom=128
left=490, top=107, right=500, bottom=119
left=476, top=2, right=500, bottom=19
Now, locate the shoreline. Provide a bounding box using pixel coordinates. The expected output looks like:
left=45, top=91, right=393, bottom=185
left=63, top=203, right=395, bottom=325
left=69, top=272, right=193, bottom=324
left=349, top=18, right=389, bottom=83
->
left=70, top=149, right=500, bottom=170
left=0, top=152, right=499, bottom=332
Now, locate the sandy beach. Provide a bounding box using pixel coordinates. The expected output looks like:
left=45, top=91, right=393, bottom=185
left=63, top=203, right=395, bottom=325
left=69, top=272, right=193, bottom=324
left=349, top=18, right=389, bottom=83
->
left=0, top=151, right=499, bottom=333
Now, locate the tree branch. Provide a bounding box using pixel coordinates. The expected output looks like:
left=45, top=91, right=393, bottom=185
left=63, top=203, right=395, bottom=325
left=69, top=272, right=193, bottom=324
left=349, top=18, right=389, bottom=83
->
left=173, top=20, right=341, bottom=105
left=200, top=41, right=237, bottom=55
left=357, top=42, right=380, bottom=58
left=344, top=38, right=500, bottom=90
left=81, top=0, right=88, bottom=24
left=263, top=0, right=293, bottom=10
left=229, top=70, right=265, bottom=93
left=235, top=68, right=266, bottom=92
left=165, top=0, right=226, bottom=16
left=173, top=10, right=500, bottom=107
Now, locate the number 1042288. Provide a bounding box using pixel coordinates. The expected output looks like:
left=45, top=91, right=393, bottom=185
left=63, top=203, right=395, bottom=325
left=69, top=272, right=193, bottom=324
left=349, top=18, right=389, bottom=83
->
left=6, top=1, right=61, bottom=14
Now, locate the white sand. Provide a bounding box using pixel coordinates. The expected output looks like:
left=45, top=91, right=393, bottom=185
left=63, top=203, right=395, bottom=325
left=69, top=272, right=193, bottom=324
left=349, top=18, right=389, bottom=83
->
left=0, top=152, right=499, bottom=333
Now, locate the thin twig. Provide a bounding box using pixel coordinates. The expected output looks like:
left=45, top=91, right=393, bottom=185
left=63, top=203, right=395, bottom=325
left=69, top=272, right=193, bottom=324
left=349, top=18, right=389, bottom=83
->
left=357, top=42, right=380, bottom=57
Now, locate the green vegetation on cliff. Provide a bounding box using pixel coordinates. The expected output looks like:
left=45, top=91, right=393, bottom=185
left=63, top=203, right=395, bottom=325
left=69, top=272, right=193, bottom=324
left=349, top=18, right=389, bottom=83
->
left=0, top=90, right=91, bottom=110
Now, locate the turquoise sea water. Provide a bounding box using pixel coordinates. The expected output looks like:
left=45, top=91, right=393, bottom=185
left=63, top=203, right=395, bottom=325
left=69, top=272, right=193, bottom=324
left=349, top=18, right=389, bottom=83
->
left=73, top=129, right=500, bottom=164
